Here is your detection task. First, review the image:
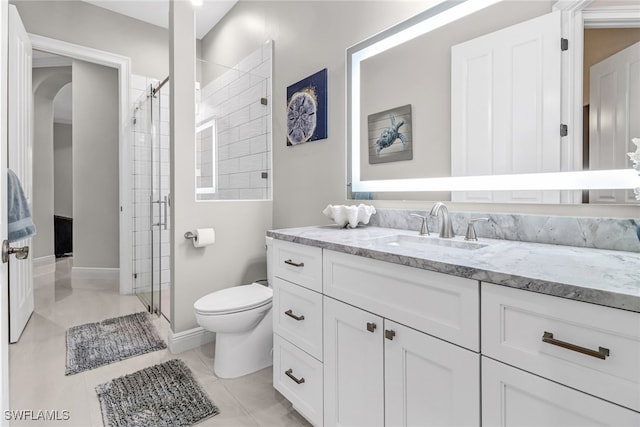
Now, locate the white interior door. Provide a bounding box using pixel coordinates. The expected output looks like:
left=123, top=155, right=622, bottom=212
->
left=451, top=11, right=562, bottom=203
left=7, top=5, right=33, bottom=344
left=0, top=0, right=10, bottom=416
left=589, top=41, right=640, bottom=204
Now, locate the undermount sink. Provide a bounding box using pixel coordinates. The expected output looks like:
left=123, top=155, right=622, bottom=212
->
left=372, top=234, right=488, bottom=251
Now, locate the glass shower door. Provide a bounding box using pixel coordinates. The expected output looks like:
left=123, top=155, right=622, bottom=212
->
left=150, top=79, right=171, bottom=318
left=132, top=78, right=171, bottom=318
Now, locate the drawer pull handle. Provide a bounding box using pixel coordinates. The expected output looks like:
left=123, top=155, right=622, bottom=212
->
left=285, top=369, right=305, bottom=384
left=284, top=259, right=304, bottom=268
left=284, top=309, right=305, bottom=321
left=385, top=329, right=396, bottom=340
left=366, top=322, right=377, bottom=333
left=542, top=332, right=610, bottom=360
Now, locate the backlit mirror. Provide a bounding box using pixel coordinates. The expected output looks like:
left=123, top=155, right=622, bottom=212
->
left=347, top=0, right=640, bottom=203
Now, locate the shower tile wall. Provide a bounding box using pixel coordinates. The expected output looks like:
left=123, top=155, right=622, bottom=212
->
left=197, top=41, right=272, bottom=200
left=130, top=74, right=171, bottom=309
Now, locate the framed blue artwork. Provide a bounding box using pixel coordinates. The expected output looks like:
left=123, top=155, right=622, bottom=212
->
left=286, top=68, right=328, bottom=146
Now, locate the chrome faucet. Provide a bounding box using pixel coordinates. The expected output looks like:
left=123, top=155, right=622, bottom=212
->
left=410, top=213, right=430, bottom=236
left=429, top=202, right=455, bottom=238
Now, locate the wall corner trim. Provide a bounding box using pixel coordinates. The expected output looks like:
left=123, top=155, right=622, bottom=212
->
left=167, top=326, right=215, bottom=354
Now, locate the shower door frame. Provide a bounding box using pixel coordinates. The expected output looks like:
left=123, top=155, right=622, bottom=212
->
left=132, top=77, right=170, bottom=317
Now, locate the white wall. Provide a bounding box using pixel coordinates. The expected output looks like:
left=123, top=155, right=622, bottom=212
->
left=202, top=1, right=640, bottom=228
left=72, top=60, right=119, bottom=269
left=53, top=122, right=72, bottom=218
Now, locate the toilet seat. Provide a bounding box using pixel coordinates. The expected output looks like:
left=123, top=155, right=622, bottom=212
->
left=194, top=283, right=273, bottom=316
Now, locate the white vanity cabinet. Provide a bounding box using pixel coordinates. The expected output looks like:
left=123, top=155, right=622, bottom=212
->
left=322, top=250, right=480, bottom=427
left=272, top=240, right=324, bottom=426
left=323, top=297, right=480, bottom=427
left=482, top=283, right=640, bottom=425
left=482, top=357, right=640, bottom=426
left=323, top=297, right=384, bottom=426
left=271, top=236, right=640, bottom=427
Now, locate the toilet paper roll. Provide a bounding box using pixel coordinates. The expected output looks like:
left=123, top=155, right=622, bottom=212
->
left=193, top=228, right=215, bottom=248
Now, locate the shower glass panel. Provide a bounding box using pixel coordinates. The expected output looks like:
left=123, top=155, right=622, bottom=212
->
left=196, top=41, right=272, bottom=201
left=132, top=77, right=171, bottom=320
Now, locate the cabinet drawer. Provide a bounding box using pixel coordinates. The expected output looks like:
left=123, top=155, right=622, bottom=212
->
left=323, top=250, right=480, bottom=350
left=483, top=357, right=640, bottom=426
left=273, top=334, right=323, bottom=427
left=273, top=277, right=323, bottom=361
left=482, top=283, right=640, bottom=412
left=273, top=240, right=322, bottom=292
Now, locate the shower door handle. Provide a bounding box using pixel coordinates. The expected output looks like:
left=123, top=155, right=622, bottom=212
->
left=151, top=196, right=169, bottom=230
left=162, top=195, right=168, bottom=230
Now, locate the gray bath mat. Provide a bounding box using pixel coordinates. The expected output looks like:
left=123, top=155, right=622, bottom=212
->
left=96, top=359, right=219, bottom=427
left=66, top=312, right=166, bottom=375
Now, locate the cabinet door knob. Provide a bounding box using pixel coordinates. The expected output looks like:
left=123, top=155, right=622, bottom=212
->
left=284, top=259, right=304, bottom=267
left=284, top=309, right=305, bottom=321
left=366, top=322, right=377, bottom=333
left=285, top=368, right=305, bottom=384
left=385, top=329, right=396, bottom=340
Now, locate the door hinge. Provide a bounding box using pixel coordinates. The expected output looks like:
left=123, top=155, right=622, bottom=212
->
left=560, top=124, right=568, bottom=137
left=561, top=38, right=569, bottom=51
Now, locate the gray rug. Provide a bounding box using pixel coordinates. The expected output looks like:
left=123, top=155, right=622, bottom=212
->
left=66, top=312, right=167, bottom=375
left=96, top=359, right=219, bottom=427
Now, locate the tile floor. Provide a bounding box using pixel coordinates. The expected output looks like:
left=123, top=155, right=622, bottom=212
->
left=9, top=257, right=311, bottom=427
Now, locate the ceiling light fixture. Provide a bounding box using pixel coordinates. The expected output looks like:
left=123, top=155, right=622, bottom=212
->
left=192, top=0, right=203, bottom=7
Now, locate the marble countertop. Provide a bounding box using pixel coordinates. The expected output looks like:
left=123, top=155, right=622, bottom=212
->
left=268, top=225, right=640, bottom=313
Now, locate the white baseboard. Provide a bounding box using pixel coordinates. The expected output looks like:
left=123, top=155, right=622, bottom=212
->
left=71, top=267, right=120, bottom=280
left=168, top=326, right=215, bottom=354
left=33, top=255, right=56, bottom=275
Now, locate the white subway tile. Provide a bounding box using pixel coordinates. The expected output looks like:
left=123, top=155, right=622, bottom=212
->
left=229, top=140, right=252, bottom=159
left=239, top=153, right=263, bottom=173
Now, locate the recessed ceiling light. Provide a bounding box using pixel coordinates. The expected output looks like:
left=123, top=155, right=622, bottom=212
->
left=192, top=0, right=203, bottom=6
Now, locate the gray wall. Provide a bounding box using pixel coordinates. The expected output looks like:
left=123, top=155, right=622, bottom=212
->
left=12, top=0, right=168, bottom=79
left=13, top=0, right=204, bottom=81
left=201, top=1, right=434, bottom=230
left=54, top=122, right=72, bottom=218
left=72, top=60, right=119, bottom=269
left=32, top=66, right=71, bottom=259
left=171, top=1, right=272, bottom=334
left=202, top=1, right=640, bottom=229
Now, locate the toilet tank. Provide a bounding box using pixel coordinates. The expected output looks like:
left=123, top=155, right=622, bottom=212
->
left=265, top=236, right=273, bottom=286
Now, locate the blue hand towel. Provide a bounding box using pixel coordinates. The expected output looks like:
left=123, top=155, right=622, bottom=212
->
left=7, top=169, right=36, bottom=243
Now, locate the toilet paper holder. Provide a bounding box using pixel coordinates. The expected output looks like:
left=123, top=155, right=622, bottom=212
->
left=184, top=231, right=196, bottom=240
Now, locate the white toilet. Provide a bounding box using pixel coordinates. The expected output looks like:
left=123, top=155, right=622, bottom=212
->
left=194, top=236, right=274, bottom=378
